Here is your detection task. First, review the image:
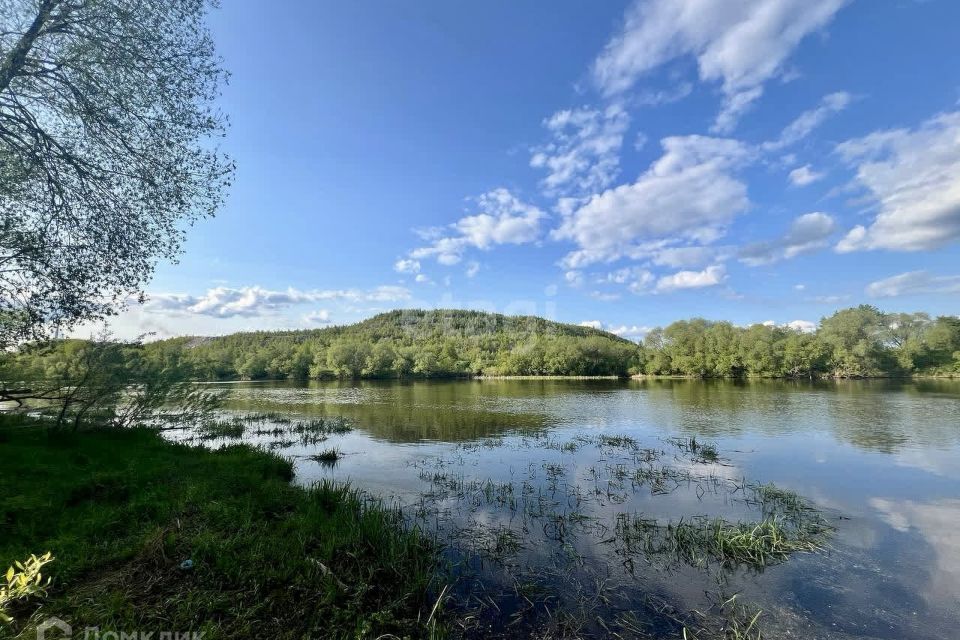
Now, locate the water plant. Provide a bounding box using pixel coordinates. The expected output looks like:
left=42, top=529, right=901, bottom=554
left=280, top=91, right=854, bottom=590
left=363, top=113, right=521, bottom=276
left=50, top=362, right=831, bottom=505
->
left=197, top=417, right=246, bottom=440
left=310, top=448, right=342, bottom=465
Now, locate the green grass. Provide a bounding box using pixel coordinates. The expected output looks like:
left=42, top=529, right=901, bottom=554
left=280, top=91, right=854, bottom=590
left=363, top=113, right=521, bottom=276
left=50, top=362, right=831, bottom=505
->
left=309, top=448, right=342, bottom=465
left=196, top=417, right=246, bottom=440
left=614, top=512, right=828, bottom=571
left=0, top=415, right=444, bottom=639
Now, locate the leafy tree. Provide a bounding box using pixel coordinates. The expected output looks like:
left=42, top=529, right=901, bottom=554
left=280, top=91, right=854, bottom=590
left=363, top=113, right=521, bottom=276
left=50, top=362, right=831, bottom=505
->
left=0, top=0, right=232, bottom=346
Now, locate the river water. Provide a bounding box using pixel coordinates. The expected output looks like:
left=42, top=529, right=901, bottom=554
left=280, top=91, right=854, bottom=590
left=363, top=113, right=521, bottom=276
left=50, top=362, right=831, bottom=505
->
left=198, top=378, right=960, bottom=639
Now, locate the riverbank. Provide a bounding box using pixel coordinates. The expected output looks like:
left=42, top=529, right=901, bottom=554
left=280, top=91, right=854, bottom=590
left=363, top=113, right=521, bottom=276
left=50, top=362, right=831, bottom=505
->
left=631, top=372, right=960, bottom=380
left=0, top=416, right=445, bottom=639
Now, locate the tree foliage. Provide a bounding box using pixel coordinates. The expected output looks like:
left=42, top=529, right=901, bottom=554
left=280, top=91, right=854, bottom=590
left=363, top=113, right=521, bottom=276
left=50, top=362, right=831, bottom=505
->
left=0, top=334, right=221, bottom=429
left=7, top=307, right=959, bottom=384
left=641, top=306, right=960, bottom=378
left=0, top=0, right=232, bottom=346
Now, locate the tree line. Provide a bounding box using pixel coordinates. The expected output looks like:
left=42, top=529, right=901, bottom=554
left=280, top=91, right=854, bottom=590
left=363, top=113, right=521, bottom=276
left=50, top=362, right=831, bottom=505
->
left=6, top=307, right=958, bottom=384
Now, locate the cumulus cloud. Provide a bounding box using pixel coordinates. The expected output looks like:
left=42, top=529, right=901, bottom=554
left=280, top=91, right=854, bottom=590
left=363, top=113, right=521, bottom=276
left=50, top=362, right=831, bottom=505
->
left=530, top=104, right=630, bottom=196
left=607, top=324, right=654, bottom=339
left=591, top=266, right=656, bottom=295
left=579, top=321, right=652, bottom=340
left=410, top=188, right=545, bottom=265
left=654, top=265, right=726, bottom=292
left=788, top=164, right=824, bottom=186
left=835, top=111, right=960, bottom=252
left=866, top=271, right=960, bottom=298
left=593, top=0, right=848, bottom=132
left=145, top=285, right=411, bottom=318
left=555, top=135, right=750, bottom=267
left=784, top=319, right=817, bottom=333
left=394, top=259, right=420, bottom=274
left=739, top=212, right=836, bottom=265
left=302, top=310, right=332, bottom=325
left=465, top=261, right=481, bottom=278
left=650, top=246, right=715, bottom=268
left=414, top=274, right=433, bottom=285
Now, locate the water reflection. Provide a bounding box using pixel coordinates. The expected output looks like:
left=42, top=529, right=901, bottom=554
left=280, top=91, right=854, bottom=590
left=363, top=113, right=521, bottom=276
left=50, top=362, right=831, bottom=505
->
left=216, top=378, right=960, bottom=452
left=202, top=378, right=960, bottom=639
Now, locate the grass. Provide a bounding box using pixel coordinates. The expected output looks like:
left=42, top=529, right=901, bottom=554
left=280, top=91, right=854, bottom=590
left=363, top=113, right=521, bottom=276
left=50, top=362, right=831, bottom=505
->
left=614, top=512, right=828, bottom=571
left=309, top=448, right=342, bottom=465
left=666, top=436, right=720, bottom=463
left=196, top=417, right=246, bottom=440
left=0, top=415, right=444, bottom=639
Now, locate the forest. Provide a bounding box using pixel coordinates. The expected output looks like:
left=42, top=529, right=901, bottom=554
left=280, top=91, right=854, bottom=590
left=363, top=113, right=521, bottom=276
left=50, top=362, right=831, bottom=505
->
left=6, top=306, right=960, bottom=383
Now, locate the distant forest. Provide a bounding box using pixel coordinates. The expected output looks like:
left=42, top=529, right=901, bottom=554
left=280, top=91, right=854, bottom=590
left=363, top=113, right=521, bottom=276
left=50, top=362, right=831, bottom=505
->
left=8, top=307, right=960, bottom=381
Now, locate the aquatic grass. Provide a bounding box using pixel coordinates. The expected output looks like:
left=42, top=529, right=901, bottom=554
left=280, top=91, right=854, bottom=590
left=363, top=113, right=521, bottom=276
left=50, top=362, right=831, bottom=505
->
left=666, top=436, right=721, bottom=463
left=197, top=418, right=246, bottom=440
left=597, top=434, right=640, bottom=450
left=614, top=513, right=827, bottom=571
left=310, top=448, right=342, bottom=465
left=290, top=416, right=352, bottom=435
left=682, top=594, right=764, bottom=640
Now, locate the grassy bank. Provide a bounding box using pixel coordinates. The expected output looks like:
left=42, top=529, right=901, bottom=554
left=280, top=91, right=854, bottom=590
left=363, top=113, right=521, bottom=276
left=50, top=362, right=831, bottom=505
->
left=0, top=416, right=444, bottom=639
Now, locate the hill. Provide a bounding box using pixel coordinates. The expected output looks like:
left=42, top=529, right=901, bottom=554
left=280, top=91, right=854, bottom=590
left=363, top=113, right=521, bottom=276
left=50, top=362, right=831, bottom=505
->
left=145, top=309, right=642, bottom=380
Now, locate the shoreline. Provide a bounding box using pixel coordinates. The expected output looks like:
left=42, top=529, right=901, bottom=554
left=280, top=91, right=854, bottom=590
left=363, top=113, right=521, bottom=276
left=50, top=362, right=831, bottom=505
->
left=192, top=373, right=960, bottom=384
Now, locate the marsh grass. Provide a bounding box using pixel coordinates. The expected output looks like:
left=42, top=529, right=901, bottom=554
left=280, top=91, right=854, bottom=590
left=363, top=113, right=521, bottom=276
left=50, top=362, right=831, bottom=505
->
left=0, top=415, right=443, bottom=639
left=196, top=417, right=246, bottom=440
left=667, top=436, right=721, bottom=463
left=310, top=448, right=342, bottom=465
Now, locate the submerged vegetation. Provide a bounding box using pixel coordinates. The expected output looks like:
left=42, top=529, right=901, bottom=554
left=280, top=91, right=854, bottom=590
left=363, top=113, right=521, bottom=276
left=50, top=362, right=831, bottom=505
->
left=407, top=429, right=834, bottom=637
left=0, top=416, right=441, bottom=639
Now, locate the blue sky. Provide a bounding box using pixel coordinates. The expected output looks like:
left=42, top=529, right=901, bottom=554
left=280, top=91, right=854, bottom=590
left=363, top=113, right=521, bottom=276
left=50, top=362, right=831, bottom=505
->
left=110, top=0, right=960, bottom=340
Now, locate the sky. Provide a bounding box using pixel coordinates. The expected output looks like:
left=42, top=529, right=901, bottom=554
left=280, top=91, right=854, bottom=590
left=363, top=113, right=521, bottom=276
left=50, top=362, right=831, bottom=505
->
left=105, top=0, right=960, bottom=341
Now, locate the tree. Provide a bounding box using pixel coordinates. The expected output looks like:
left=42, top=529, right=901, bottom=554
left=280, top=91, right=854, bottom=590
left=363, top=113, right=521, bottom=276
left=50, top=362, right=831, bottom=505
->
left=0, top=0, right=232, bottom=346
left=0, top=334, right=220, bottom=429
left=819, top=306, right=887, bottom=377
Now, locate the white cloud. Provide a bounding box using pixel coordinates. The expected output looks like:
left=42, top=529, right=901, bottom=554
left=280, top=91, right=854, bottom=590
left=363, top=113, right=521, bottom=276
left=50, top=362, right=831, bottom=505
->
left=555, top=135, right=750, bottom=267
left=740, top=212, right=836, bottom=265
left=593, top=0, right=848, bottom=132
left=564, top=270, right=585, bottom=287
left=788, top=164, right=824, bottom=186
left=530, top=104, right=630, bottom=196
left=785, top=319, right=817, bottom=333
left=579, top=321, right=652, bottom=340
left=635, top=82, right=694, bottom=107
left=866, top=271, right=960, bottom=298
left=302, top=309, right=332, bottom=325
left=145, top=285, right=410, bottom=318
left=766, top=92, right=853, bottom=150
left=655, top=265, right=726, bottom=292
left=414, top=274, right=432, bottom=285
left=835, top=111, right=960, bottom=252
left=410, top=188, right=545, bottom=264
left=607, top=324, right=654, bottom=339
left=465, top=261, right=480, bottom=278
left=394, top=259, right=421, bottom=274
left=650, top=246, right=715, bottom=268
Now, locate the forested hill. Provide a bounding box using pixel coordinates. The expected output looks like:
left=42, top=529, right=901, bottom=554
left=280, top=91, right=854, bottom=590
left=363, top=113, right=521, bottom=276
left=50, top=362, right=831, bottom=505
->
left=11, top=307, right=959, bottom=382
left=145, top=309, right=641, bottom=380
